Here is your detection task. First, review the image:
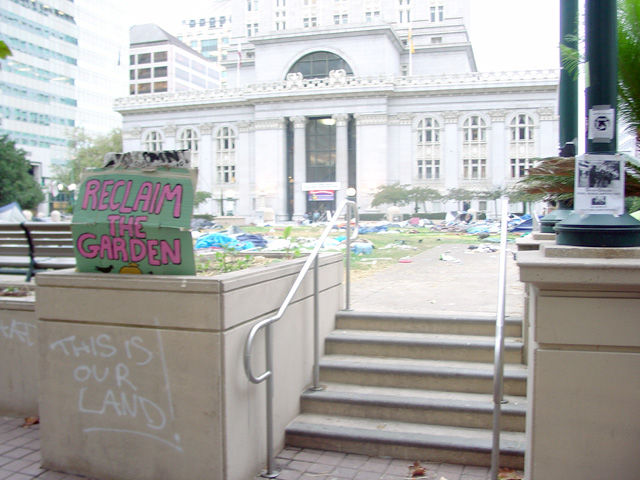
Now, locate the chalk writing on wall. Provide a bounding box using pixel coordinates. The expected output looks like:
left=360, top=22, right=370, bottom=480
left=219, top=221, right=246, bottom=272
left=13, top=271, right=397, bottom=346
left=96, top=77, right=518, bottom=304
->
left=0, top=318, right=36, bottom=346
left=49, top=331, right=183, bottom=452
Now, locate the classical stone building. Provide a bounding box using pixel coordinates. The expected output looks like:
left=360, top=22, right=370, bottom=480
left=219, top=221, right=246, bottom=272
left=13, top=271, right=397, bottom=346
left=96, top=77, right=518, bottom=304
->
left=115, top=0, right=559, bottom=221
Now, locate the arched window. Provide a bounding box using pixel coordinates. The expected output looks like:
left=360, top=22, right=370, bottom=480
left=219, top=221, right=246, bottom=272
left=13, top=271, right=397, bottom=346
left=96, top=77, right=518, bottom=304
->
left=178, top=128, right=199, bottom=166
left=416, top=117, right=441, bottom=180
left=216, top=127, right=236, bottom=183
left=287, top=51, right=353, bottom=79
left=143, top=130, right=163, bottom=152
left=462, top=116, right=487, bottom=179
left=509, top=114, right=536, bottom=178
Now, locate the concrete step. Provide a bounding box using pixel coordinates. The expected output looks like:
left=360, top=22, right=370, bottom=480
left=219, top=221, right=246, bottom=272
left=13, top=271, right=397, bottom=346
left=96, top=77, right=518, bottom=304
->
left=286, top=413, right=525, bottom=469
left=336, top=311, right=523, bottom=337
left=319, top=355, right=527, bottom=396
left=300, top=383, right=527, bottom=432
left=325, top=330, right=523, bottom=363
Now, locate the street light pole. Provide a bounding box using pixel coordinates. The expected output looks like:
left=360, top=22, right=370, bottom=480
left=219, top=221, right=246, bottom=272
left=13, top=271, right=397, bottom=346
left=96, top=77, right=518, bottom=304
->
left=555, top=0, right=640, bottom=247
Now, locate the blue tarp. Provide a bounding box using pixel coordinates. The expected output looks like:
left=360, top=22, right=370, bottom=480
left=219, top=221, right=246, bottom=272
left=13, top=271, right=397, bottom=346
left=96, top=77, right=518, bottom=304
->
left=194, top=233, right=255, bottom=250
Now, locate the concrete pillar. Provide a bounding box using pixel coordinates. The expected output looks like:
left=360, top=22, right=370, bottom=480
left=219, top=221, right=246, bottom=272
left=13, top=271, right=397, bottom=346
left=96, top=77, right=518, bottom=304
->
left=292, top=116, right=307, bottom=220
left=517, top=244, right=640, bottom=479
left=334, top=113, right=349, bottom=202
left=196, top=123, right=214, bottom=215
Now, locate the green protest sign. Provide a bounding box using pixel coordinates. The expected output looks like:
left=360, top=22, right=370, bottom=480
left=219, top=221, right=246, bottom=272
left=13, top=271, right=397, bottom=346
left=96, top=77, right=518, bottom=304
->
left=72, top=167, right=196, bottom=275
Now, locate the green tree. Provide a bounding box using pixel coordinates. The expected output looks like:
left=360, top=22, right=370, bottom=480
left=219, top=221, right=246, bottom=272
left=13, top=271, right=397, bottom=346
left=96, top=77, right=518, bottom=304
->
left=407, top=186, right=441, bottom=213
left=370, top=183, right=410, bottom=207
left=52, top=128, right=122, bottom=186
left=0, top=135, right=45, bottom=209
left=445, top=188, right=477, bottom=208
left=0, top=41, right=11, bottom=59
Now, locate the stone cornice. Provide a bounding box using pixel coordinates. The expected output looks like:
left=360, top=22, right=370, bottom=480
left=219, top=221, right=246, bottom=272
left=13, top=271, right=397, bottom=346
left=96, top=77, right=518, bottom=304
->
left=114, top=70, right=560, bottom=114
left=354, top=113, right=388, bottom=126
left=389, top=113, right=414, bottom=125
left=537, top=107, right=557, bottom=121
left=254, top=118, right=286, bottom=130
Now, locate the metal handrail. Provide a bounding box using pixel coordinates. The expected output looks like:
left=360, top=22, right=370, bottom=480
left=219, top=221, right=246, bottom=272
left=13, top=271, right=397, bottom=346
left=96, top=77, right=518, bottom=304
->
left=490, top=196, right=510, bottom=480
left=243, top=199, right=358, bottom=478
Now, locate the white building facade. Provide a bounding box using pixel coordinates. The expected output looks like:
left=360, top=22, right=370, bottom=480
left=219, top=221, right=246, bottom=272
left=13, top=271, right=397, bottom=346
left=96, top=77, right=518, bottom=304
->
left=116, top=0, right=559, bottom=220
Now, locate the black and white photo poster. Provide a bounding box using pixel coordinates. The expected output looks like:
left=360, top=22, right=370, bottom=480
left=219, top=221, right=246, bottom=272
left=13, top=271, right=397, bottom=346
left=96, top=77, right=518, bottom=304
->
left=574, top=154, right=625, bottom=215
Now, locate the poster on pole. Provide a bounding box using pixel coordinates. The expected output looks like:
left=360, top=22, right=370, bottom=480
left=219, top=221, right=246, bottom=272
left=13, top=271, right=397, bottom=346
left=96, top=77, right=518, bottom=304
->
left=574, top=154, right=625, bottom=215
left=71, top=166, right=196, bottom=275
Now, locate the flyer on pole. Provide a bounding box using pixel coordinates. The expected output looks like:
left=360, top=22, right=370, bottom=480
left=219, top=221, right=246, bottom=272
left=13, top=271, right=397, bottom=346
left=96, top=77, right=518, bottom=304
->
left=574, top=154, right=625, bottom=215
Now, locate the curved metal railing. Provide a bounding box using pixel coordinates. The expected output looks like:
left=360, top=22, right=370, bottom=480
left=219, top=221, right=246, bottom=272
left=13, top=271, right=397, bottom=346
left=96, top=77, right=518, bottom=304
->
left=243, top=199, right=358, bottom=478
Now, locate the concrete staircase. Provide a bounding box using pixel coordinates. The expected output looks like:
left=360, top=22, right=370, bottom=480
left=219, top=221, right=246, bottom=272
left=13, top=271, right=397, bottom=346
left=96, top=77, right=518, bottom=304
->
left=285, top=311, right=527, bottom=469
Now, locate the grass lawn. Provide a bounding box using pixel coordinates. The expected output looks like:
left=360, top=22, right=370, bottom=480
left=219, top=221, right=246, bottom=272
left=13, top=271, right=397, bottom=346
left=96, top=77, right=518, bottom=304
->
left=230, top=224, right=521, bottom=279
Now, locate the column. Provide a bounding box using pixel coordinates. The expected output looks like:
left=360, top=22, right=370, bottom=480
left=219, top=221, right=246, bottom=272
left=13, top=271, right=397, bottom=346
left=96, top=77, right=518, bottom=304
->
left=197, top=122, right=215, bottom=215
left=162, top=124, right=177, bottom=150
left=333, top=113, right=349, bottom=202
left=354, top=113, right=389, bottom=210
left=291, top=116, right=307, bottom=220
left=253, top=118, right=287, bottom=221
left=442, top=111, right=460, bottom=191
left=235, top=121, right=254, bottom=219
left=489, top=109, right=507, bottom=187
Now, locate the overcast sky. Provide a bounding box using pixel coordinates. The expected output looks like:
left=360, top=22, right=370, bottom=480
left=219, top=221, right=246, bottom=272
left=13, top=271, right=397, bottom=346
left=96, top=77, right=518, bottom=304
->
left=125, top=0, right=561, bottom=72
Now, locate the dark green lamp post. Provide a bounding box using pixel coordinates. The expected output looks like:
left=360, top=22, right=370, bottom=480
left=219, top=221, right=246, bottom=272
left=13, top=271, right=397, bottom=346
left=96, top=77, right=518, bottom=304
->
left=540, top=0, right=578, bottom=234
left=555, top=0, right=640, bottom=247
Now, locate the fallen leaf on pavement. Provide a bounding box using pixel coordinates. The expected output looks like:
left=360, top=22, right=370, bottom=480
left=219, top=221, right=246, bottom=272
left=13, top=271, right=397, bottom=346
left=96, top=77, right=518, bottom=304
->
left=409, top=461, right=427, bottom=477
left=22, top=416, right=39, bottom=428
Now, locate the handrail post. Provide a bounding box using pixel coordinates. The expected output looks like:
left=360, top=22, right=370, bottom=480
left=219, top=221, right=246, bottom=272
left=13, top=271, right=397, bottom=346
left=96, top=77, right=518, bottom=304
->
left=244, top=198, right=358, bottom=478
left=312, top=256, right=321, bottom=390
left=262, top=324, right=279, bottom=478
left=490, top=196, right=509, bottom=480
left=345, top=203, right=352, bottom=310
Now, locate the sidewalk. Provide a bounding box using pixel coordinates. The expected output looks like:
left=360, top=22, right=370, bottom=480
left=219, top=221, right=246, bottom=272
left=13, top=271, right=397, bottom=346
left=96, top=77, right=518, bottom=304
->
left=1, top=242, right=525, bottom=480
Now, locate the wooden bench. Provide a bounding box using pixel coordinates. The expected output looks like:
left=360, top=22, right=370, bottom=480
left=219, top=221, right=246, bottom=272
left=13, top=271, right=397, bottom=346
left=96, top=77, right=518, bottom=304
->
left=0, top=222, right=76, bottom=281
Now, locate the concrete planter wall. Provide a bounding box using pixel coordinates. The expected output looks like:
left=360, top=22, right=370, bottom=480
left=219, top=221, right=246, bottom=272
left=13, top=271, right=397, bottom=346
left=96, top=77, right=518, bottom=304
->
left=0, top=294, right=38, bottom=416
left=35, top=253, right=344, bottom=480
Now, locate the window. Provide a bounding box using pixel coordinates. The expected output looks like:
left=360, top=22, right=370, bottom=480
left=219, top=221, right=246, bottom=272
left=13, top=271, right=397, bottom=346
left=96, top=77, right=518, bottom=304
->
left=216, top=127, right=236, bottom=183
left=510, top=114, right=536, bottom=178
left=430, top=4, right=444, bottom=22
left=143, top=131, right=163, bottom=151
left=129, top=55, right=135, bottom=65
left=137, top=53, right=151, bottom=64
left=398, top=0, right=411, bottom=23
left=333, top=14, right=348, bottom=24
left=462, top=116, right=487, bottom=179
left=288, top=51, right=353, bottom=79
left=303, top=17, right=317, bottom=27
left=431, top=37, right=442, bottom=44
left=153, top=81, right=168, bottom=93
left=129, top=70, right=135, bottom=80
left=154, top=66, right=167, bottom=77
left=137, top=68, right=151, bottom=79
left=306, top=118, right=336, bottom=183
left=191, top=41, right=198, bottom=49
left=154, top=51, right=167, bottom=62
left=137, top=83, right=151, bottom=94
left=247, top=0, right=258, bottom=11
left=417, top=117, right=441, bottom=180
